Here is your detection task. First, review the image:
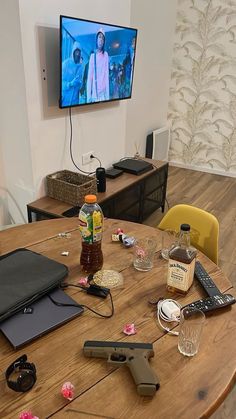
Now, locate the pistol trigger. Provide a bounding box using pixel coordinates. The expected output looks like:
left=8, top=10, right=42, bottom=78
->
left=109, top=353, right=127, bottom=363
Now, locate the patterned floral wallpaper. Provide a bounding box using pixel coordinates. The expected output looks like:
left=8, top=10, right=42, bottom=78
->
left=168, top=0, right=236, bottom=175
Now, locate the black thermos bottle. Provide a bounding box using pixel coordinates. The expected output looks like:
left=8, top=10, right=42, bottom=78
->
left=96, top=167, right=106, bottom=192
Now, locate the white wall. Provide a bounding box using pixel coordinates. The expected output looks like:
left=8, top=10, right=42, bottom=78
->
left=18, top=0, right=131, bottom=199
left=126, top=0, right=177, bottom=157
left=0, top=0, right=34, bottom=225
left=0, top=0, right=177, bottom=224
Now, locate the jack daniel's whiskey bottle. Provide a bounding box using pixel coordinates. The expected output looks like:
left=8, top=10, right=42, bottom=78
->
left=167, top=224, right=197, bottom=294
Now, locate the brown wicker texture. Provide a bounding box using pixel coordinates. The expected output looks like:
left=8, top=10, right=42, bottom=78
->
left=46, top=170, right=97, bottom=206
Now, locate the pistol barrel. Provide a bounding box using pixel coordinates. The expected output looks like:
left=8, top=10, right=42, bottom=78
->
left=84, top=340, right=153, bottom=350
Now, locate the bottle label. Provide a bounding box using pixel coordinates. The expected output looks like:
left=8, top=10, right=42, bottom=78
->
left=79, top=210, right=102, bottom=243
left=167, top=258, right=196, bottom=292
left=92, top=210, right=103, bottom=242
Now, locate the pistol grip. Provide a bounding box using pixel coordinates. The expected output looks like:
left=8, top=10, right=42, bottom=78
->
left=127, top=355, right=160, bottom=396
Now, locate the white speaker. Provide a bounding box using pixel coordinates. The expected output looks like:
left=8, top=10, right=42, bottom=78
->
left=145, top=127, right=170, bottom=161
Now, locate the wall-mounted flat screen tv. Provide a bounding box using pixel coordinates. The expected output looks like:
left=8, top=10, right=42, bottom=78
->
left=59, top=15, right=138, bottom=108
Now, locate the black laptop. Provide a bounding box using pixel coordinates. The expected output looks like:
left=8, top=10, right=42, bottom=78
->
left=113, top=158, right=153, bottom=175
left=0, top=288, right=84, bottom=349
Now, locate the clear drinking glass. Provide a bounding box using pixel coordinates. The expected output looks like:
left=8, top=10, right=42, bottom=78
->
left=178, top=307, right=205, bottom=357
left=161, top=229, right=178, bottom=260
left=133, top=237, right=157, bottom=272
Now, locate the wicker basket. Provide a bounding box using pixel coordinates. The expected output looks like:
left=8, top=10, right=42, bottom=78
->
left=46, top=170, right=97, bottom=206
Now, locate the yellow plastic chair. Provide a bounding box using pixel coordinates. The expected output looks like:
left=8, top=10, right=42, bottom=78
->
left=158, top=204, right=219, bottom=264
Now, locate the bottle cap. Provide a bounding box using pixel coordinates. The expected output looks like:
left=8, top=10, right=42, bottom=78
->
left=180, top=223, right=190, bottom=231
left=85, top=194, right=97, bottom=204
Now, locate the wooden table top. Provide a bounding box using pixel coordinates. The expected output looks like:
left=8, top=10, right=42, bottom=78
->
left=0, top=218, right=235, bottom=419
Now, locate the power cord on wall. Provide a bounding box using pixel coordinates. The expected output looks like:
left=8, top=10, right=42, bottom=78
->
left=90, top=154, right=102, bottom=167
left=68, top=108, right=102, bottom=174
left=69, top=108, right=93, bottom=174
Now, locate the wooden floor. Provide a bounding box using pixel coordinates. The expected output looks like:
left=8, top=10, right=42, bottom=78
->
left=144, top=165, right=236, bottom=419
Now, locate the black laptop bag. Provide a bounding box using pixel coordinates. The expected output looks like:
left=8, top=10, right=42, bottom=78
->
left=0, top=248, right=68, bottom=322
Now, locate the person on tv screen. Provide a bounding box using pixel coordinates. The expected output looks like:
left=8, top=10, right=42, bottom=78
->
left=87, top=28, right=109, bottom=103
left=62, top=41, right=84, bottom=107
left=123, top=36, right=136, bottom=97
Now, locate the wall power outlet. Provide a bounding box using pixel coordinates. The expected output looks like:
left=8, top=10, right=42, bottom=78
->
left=82, top=151, right=94, bottom=165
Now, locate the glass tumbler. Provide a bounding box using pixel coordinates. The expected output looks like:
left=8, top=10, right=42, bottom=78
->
left=133, top=237, right=157, bottom=272
left=178, top=307, right=205, bottom=357
left=161, top=229, right=178, bottom=260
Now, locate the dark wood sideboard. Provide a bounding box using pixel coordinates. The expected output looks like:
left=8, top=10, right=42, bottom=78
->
left=27, top=159, right=168, bottom=224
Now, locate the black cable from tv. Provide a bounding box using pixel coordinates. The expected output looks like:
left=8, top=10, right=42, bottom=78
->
left=90, top=154, right=101, bottom=167
left=69, top=108, right=98, bottom=175
left=69, top=108, right=91, bottom=174
left=69, top=108, right=102, bottom=174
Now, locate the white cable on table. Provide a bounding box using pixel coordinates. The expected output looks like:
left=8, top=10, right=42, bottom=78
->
left=157, top=299, right=182, bottom=336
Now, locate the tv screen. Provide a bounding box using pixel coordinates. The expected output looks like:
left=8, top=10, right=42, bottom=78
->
left=59, top=15, right=138, bottom=108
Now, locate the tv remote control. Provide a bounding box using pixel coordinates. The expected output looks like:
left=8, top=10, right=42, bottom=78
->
left=194, top=261, right=221, bottom=297
left=187, top=293, right=236, bottom=313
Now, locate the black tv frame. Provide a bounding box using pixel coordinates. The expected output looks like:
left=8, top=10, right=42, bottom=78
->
left=59, top=15, right=138, bottom=109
